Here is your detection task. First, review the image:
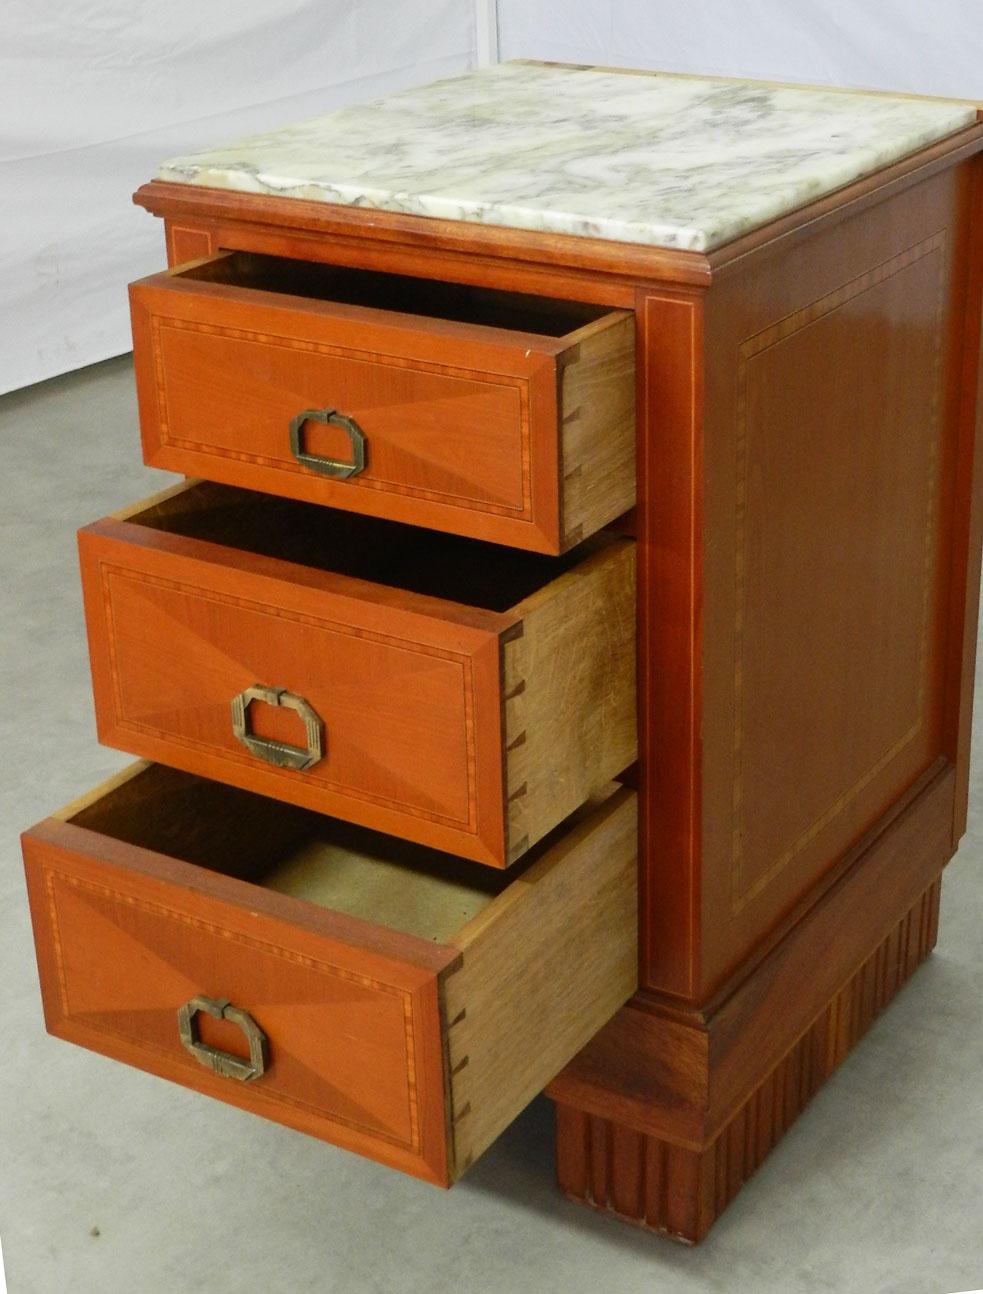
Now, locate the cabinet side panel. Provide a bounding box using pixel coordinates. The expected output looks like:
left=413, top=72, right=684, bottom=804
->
left=503, top=540, right=636, bottom=863
left=695, top=164, right=975, bottom=996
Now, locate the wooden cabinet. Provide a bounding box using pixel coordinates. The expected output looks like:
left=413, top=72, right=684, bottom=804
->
left=20, top=63, right=983, bottom=1245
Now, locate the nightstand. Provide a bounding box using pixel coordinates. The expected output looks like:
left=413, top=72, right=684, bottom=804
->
left=22, top=61, right=983, bottom=1242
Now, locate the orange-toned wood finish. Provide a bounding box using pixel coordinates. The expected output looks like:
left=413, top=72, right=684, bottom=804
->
left=129, top=251, right=635, bottom=553
left=77, top=482, right=636, bottom=867
left=24, top=780, right=454, bottom=1185
left=550, top=759, right=952, bottom=1239
left=23, top=95, right=980, bottom=1241
left=549, top=760, right=954, bottom=1139
left=639, top=165, right=976, bottom=1002
left=554, top=875, right=942, bottom=1242
left=23, top=763, right=637, bottom=1186
left=547, top=147, right=982, bottom=1238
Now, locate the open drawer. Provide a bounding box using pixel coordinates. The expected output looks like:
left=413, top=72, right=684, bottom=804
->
left=23, top=763, right=637, bottom=1185
left=129, top=251, right=636, bottom=553
left=78, top=481, right=636, bottom=867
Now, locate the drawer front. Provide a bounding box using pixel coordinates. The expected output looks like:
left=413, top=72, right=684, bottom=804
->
left=129, top=256, right=635, bottom=553
left=79, top=518, right=510, bottom=866
left=78, top=485, right=637, bottom=867
left=23, top=766, right=638, bottom=1185
left=23, top=811, right=455, bottom=1183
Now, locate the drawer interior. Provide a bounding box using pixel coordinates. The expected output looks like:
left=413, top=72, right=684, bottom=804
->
left=67, top=763, right=535, bottom=942
left=179, top=250, right=608, bottom=338
left=123, top=480, right=611, bottom=612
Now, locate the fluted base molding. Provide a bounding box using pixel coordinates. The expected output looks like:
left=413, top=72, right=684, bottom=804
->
left=554, top=877, right=941, bottom=1243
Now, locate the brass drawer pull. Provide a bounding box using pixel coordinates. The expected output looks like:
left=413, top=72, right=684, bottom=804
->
left=177, top=995, right=268, bottom=1082
left=289, top=407, right=366, bottom=479
left=230, top=683, right=324, bottom=771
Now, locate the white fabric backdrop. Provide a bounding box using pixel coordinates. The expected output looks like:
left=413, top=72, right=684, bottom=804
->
left=0, top=0, right=476, bottom=394
left=497, top=1, right=983, bottom=99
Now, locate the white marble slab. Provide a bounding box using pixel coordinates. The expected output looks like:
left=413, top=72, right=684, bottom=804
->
left=156, top=62, right=977, bottom=253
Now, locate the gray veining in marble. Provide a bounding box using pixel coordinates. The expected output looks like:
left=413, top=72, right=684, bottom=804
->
left=156, top=62, right=977, bottom=253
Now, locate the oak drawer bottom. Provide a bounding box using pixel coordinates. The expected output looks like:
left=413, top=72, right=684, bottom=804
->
left=23, top=764, right=637, bottom=1185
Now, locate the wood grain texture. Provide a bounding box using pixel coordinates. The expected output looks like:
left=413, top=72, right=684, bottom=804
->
left=136, top=180, right=710, bottom=297
left=78, top=481, right=634, bottom=866
left=549, top=999, right=711, bottom=1149
left=548, top=759, right=955, bottom=1146
left=634, top=156, right=983, bottom=1002
left=78, top=505, right=508, bottom=866
left=23, top=763, right=635, bottom=1186
left=166, top=224, right=215, bottom=265
left=444, top=789, right=637, bottom=1176
left=554, top=875, right=941, bottom=1243
left=23, top=797, right=456, bottom=1185
left=130, top=251, right=634, bottom=552
left=133, top=143, right=983, bottom=994
left=706, top=761, right=954, bottom=1131
left=134, top=147, right=983, bottom=1008
left=729, top=236, right=946, bottom=910
left=33, top=108, right=976, bottom=1239
left=503, top=540, right=636, bottom=864
left=558, top=311, right=636, bottom=548
left=633, top=288, right=704, bottom=999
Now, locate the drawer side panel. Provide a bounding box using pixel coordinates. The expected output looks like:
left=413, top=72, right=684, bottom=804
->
left=443, top=789, right=638, bottom=1179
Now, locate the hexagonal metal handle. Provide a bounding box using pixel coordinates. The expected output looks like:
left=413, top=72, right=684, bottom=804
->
left=288, top=407, right=366, bottom=479
left=230, top=683, right=324, bottom=771
left=177, top=995, right=268, bottom=1082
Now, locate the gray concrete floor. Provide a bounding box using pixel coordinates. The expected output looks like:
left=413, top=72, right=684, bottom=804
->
left=1, top=356, right=982, bottom=1294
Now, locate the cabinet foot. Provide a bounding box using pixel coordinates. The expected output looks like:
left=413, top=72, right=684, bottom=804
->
left=552, top=876, right=941, bottom=1243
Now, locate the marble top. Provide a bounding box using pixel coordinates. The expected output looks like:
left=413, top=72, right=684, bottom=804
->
left=157, top=62, right=977, bottom=253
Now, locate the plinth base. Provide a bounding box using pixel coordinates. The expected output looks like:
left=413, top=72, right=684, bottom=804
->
left=553, top=876, right=940, bottom=1242
left=549, top=762, right=954, bottom=1242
